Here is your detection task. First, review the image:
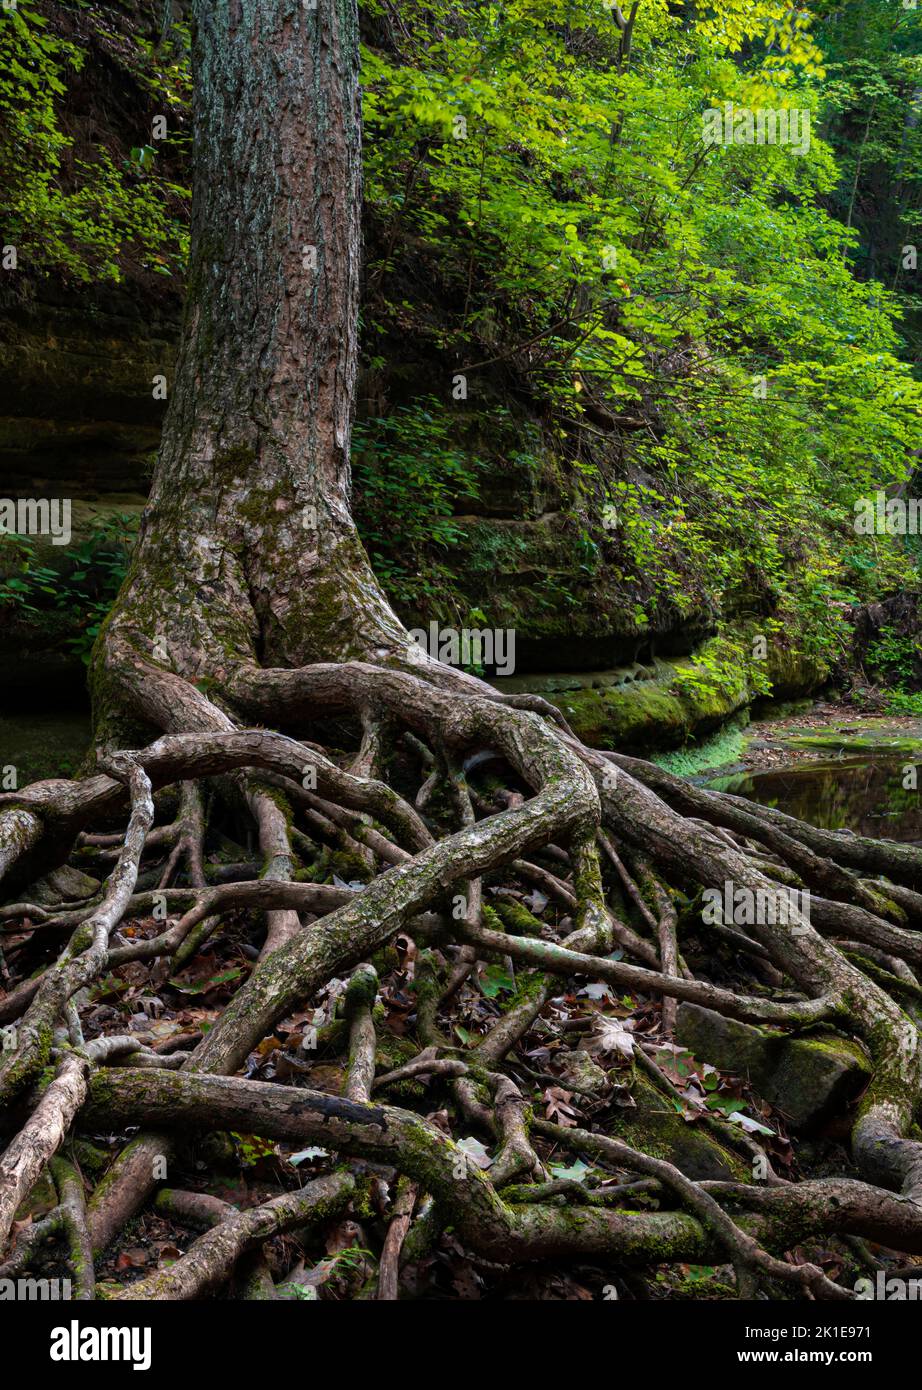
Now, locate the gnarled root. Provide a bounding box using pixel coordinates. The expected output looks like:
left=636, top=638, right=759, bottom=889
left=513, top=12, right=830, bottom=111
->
left=2, top=656, right=922, bottom=1300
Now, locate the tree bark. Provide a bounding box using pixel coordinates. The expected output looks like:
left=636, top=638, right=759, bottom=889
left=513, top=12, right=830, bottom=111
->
left=93, top=0, right=405, bottom=747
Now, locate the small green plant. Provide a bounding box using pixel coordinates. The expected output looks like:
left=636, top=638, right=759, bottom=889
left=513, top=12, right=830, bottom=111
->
left=671, top=631, right=768, bottom=706
left=0, top=513, right=138, bottom=662
left=861, top=624, right=922, bottom=712
left=868, top=625, right=920, bottom=688
left=0, top=4, right=190, bottom=282
left=886, top=689, right=922, bottom=715
left=229, top=1132, right=278, bottom=1166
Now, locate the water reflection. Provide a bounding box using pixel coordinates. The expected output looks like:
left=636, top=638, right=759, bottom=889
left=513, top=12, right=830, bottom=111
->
left=705, top=756, right=922, bottom=842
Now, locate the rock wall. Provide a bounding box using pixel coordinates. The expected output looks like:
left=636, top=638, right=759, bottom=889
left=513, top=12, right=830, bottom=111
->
left=0, top=282, right=826, bottom=745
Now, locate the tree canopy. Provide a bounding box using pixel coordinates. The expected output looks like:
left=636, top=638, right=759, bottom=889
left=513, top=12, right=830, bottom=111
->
left=6, top=0, right=920, bottom=682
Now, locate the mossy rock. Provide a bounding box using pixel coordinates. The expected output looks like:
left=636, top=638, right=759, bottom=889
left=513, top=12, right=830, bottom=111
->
left=608, top=1075, right=750, bottom=1182
left=550, top=678, right=703, bottom=750
left=787, top=733, right=921, bottom=755
left=536, top=624, right=825, bottom=753
left=28, top=864, right=101, bottom=906
left=676, top=1003, right=871, bottom=1132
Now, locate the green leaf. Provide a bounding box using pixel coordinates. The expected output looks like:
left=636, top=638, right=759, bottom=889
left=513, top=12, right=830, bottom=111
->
left=479, top=964, right=515, bottom=998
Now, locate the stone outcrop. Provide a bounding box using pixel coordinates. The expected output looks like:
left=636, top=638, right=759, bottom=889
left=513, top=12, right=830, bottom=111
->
left=676, top=1002, right=871, bottom=1132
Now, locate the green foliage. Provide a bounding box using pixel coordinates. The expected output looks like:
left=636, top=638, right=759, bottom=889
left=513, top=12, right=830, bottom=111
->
left=839, top=614, right=922, bottom=713
left=230, top=1132, right=278, bottom=1167
left=352, top=395, right=483, bottom=605
left=817, top=0, right=922, bottom=351
left=864, top=624, right=922, bottom=712
left=868, top=625, right=918, bottom=684
left=884, top=689, right=922, bottom=716
left=478, top=962, right=515, bottom=997
left=652, top=721, right=748, bottom=777
left=0, top=513, right=138, bottom=662
left=361, top=0, right=922, bottom=671
left=5, top=0, right=922, bottom=703
left=0, top=3, right=189, bottom=282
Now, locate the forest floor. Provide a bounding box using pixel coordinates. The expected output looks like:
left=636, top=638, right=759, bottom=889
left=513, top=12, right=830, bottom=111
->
left=7, top=693, right=922, bottom=1303
left=18, top=889, right=830, bottom=1303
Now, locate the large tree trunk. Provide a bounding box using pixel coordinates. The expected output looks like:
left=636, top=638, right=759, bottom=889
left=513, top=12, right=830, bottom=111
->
left=93, top=0, right=404, bottom=747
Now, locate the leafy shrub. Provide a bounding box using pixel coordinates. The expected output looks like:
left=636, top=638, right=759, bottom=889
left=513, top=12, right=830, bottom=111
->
left=0, top=4, right=189, bottom=282
left=0, top=513, right=138, bottom=662
left=352, top=396, right=483, bottom=606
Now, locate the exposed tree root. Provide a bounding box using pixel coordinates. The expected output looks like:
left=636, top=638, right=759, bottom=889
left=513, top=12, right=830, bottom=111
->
left=2, top=657, right=922, bottom=1300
